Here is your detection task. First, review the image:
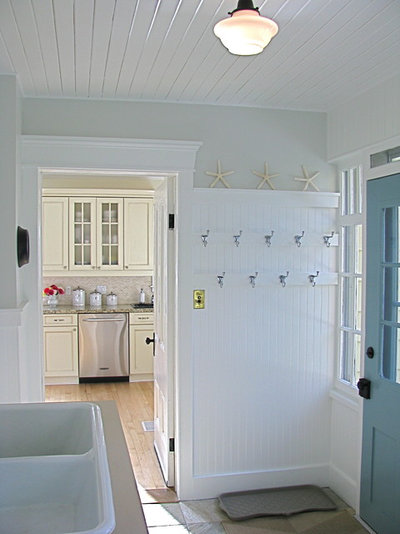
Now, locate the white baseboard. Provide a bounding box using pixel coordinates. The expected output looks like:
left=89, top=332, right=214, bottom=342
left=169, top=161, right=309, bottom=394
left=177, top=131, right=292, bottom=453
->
left=179, top=464, right=330, bottom=501
left=329, top=464, right=358, bottom=510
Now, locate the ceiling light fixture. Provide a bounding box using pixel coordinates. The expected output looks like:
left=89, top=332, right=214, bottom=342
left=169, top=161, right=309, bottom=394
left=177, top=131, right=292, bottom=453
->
left=214, top=0, right=278, bottom=56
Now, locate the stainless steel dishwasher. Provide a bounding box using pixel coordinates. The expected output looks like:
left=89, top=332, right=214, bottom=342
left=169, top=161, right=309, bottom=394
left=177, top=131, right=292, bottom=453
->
left=78, top=313, right=128, bottom=380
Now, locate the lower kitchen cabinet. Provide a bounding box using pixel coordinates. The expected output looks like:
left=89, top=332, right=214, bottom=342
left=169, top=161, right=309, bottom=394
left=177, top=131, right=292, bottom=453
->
left=43, top=315, right=78, bottom=385
left=129, top=313, right=154, bottom=381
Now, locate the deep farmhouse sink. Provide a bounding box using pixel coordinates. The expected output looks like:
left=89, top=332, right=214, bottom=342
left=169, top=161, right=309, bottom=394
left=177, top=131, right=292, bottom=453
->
left=0, top=402, right=115, bottom=534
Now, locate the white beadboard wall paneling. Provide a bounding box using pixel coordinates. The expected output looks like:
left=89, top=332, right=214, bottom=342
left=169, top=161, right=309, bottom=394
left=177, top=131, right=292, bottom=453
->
left=191, top=189, right=337, bottom=487
left=327, top=73, right=400, bottom=161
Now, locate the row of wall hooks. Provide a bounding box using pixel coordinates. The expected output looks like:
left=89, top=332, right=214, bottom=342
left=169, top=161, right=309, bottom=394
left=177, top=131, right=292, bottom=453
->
left=216, top=270, right=321, bottom=288
left=201, top=230, right=336, bottom=248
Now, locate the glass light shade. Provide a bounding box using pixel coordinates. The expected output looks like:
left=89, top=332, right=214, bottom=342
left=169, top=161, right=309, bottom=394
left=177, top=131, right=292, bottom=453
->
left=214, top=10, right=278, bottom=56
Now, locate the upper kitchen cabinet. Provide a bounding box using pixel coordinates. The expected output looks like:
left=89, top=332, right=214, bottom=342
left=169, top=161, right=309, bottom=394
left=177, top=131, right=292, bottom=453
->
left=42, top=190, right=153, bottom=276
left=70, top=198, right=124, bottom=271
left=42, top=197, right=69, bottom=272
left=124, top=198, right=154, bottom=272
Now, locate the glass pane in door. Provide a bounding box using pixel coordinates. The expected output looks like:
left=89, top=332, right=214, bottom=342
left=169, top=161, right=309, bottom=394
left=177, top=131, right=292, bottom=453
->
left=381, top=207, right=400, bottom=383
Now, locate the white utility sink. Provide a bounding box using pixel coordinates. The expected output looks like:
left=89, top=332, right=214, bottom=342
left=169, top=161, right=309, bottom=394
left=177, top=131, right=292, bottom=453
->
left=0, top=402, right=115, bottom=534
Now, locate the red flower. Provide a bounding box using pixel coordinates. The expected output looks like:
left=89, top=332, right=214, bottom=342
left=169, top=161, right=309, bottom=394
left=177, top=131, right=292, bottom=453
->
left=43, top=284, right=64, bottom=296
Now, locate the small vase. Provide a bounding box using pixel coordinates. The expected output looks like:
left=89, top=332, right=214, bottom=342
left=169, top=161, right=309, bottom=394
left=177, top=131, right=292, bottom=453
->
left=47, top=294, right=59, bottom=307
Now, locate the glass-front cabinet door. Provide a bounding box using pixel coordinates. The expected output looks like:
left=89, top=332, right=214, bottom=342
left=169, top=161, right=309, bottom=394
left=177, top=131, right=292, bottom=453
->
left=97, top=199, right=124, bottom=270
left=69, top=198, right=96, bottom=270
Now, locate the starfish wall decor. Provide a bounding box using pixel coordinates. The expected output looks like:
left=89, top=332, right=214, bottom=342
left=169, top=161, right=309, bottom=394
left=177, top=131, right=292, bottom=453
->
left=252, top=162, right=279, bottom=190
left=205, top=160, right=234, bottom=188
left=294, top=165, right=320, bottom=191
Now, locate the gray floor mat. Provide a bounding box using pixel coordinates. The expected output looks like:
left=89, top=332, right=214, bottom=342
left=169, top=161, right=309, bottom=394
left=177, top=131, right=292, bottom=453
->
left=218, top=484, right=337, bottom=520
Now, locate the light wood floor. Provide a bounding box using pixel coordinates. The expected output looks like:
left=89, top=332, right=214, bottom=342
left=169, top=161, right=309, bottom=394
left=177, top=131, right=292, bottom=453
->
left=45, top=381, right=177, bottom=503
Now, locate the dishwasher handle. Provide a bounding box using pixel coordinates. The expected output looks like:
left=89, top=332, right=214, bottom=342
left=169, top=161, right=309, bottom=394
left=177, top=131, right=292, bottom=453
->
left=81, top=317, right=126, bottom=322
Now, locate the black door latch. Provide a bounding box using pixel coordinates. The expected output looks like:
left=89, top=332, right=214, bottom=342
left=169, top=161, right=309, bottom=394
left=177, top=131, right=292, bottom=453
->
left=357, top=378, right=371, bottom=399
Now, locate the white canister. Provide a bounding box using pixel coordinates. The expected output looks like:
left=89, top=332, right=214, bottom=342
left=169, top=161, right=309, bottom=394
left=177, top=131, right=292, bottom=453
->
left=106, top=292, right=118, bottom=307
left=72, top=287, right=85, bottom=307
left=89, top=290, right=102, bottom=307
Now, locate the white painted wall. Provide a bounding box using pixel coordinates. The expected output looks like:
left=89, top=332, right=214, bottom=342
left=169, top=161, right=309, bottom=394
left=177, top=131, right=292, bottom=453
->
left=23, top=98, right=336, bottom=192
left=0, top=75, right=19, bottom=309
left=0, top=75, right=29, bottom=403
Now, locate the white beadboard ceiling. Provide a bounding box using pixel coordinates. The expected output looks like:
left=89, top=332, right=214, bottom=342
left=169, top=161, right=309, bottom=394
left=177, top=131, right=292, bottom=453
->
left=0, top=0, right=399, bottom=111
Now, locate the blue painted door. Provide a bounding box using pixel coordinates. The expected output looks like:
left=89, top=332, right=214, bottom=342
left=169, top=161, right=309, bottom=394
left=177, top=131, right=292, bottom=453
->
left=360, top=174, right=400, bottom=533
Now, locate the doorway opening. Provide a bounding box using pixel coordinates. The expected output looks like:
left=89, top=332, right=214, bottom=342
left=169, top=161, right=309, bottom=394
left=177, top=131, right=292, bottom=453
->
left=40, top=169, right=177, bottom=503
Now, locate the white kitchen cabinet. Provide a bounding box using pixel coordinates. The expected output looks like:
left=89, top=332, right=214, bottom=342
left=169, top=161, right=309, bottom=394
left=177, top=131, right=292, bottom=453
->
left=42, top=197, right=69, bottom=272
left=70, top=198, right=124, bottom=271
left=43, top=315, right=78, bottom=385
left=129, top=313, right=154, bottom=381
left=123, top=198, right=154, bottom=273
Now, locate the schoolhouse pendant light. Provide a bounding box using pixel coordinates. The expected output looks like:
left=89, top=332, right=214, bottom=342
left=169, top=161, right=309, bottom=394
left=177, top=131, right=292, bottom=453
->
left=214, top=0, right=278, bottom=56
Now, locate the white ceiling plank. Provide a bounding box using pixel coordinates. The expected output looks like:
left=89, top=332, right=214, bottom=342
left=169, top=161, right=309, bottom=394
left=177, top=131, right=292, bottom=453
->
left=153, top=0, right=228, bottom=101
left=298, top=29, right=400, bottom=110
left=139, top=0, right=204, bottom=99
left=112, top=0, right=157, bottom=98
left=218, top=0, right=326, bottom=105
left=0, top=0, right=35, bottom=92
left=74, top=0, right=94, bottom=97
left=53, top=0, right=75, bottom=96
left=126, top=0, right=187, bottom=100
left=278, top=12, right=400, bottom=110
left=31, top=0, right=62, bottom=95
left=0, top=28, right=15, bottom=73
left=9, top=0, right=49, bottom=94
left=101, top=0, right=138, bottom=98
left=253, top=0, right=396, bottom=108
left=254, top=0, right=400, bottom=109
left=1, top=0, right=399, bottom=111
left=232, top=0, right=371, bottom=106
left=177, top=43, right=236, bottom=103
left=88, top=0, right=116, bottom=97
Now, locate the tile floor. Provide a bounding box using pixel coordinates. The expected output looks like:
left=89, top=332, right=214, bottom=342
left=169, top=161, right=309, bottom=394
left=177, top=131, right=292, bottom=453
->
left=142, top=489, right=370, bottom=533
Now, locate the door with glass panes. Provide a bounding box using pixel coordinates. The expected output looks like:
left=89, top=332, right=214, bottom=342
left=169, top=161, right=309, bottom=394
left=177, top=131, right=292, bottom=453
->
left=360, top=174, right=400, bottom=533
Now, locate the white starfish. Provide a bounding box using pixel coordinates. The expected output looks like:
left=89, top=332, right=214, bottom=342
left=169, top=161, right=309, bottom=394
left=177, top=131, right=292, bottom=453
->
left=294, top=165, right=320, bottom=192
left=252, top=162, right=279, bottom=190
left=205, top=160, right=234, bottom=188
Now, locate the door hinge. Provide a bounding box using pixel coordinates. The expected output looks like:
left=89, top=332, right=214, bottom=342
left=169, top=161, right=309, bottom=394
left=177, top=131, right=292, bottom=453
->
left=169, top=213, right=175, bottom=230
left=169, top=438, right=175, bottom=452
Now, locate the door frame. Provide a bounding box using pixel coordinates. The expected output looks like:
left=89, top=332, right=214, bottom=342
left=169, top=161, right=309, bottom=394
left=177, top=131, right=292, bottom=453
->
left=21, top=135, right=202, bottom=497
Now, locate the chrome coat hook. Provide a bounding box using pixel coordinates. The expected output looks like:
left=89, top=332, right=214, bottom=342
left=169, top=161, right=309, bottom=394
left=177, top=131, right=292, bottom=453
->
left=265, top=230, right=274, bottom=247
left=308, top=271, right=320, bottom=287
left=249, top=272, right=258, bottom=288
left=279, top=271, right=289, bottom=287
left=323, top=231, right=335, bottom=247
left=217, top=272, right=225, bottom=288
left=201, top=229, right=210, bottom=247
left=233, top=230, right=242, bottom=247
left=294, top=230, right=305, bottom=247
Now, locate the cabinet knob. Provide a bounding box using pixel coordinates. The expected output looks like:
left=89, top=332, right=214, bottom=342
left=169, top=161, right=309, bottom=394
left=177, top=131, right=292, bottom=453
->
left=63, top=266, right=67, bottom=269
left=92, top=266, right=96, bottom=269
left=125, top=266, right=128, bottom=269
